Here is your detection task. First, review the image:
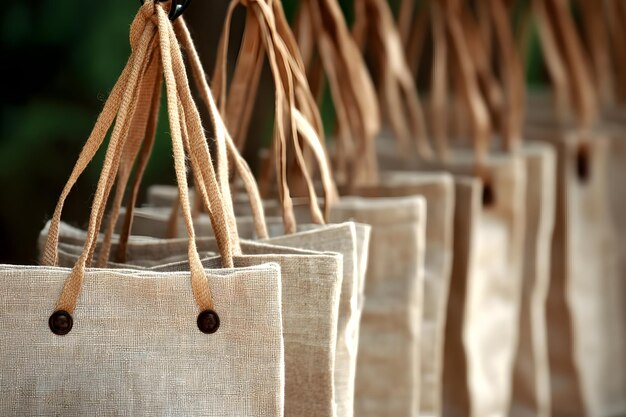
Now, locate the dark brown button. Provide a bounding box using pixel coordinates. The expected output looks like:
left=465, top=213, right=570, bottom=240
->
left=197, top=309, right=220, bottom=334
left=482, top=183, right=495, bottom=207
left=576, top=144, right=591, bottom=183
left=49, top=310, right=73, bottom=335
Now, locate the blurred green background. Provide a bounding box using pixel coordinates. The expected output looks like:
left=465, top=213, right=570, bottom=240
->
left=0, top=0, right=547, bottom=264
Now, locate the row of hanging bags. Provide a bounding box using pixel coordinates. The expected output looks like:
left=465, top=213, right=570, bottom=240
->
left=142, top=1, right=430, bottom=415
left=333, top=1, right=453, bottom=416
left=289, top=1, right=435, bottom=415
left=94, top=2, right=371, bottom=416
left=523, top=0, right=626, bottom=415
left=438, top=3, right=557, bottom=417
left=2, top=2, right=287, bottom=415
left=382, top=1, right=541, bottom=416
left=213, top=2, right=426, bottom=415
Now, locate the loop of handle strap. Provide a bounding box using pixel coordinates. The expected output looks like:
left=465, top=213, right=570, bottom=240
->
left=353, top=0, right=434, bottom=162
left=577, top=0, right=614, bottom=108
left=442, top=0, right=492, bottom=173
left=212, top=0, right=337, bottom=234
left=42, top=1, right=238, bottom=316
left=488, top=0, right=525, bottom=152
left=295, top=0, right=381, bottom=187
left=532, top=0, right=598, bottom=131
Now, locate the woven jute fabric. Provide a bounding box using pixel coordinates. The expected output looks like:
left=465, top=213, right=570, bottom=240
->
left=526, top=125, right=626, bottom=417
left=509, top=143, right=557, bottom=417
left=441, top=177, right=480, bottom=417
left=337, top=172, right=455, bottom=417
left=265, top=223, right=371, bottom=417
left=378, top=142, right=528, bottom=417
left=330, top=196, right=426, bottom=417
left=42, top=221, right=345, bottom=417
left=429, top=152, right=526, bottom=417
left=108, top=201, right=372, bottom=417
left=0, top=263, right=285, bottom=416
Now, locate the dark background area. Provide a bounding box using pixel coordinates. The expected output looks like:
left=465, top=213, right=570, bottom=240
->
left=0, top=0, right=548, bottom=264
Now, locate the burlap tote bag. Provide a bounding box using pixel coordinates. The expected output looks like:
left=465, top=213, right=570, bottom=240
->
left=94, top=5, right=367, bottom=415
left=43, top=218, right=346, bottom=417
left=388, top=5, right=529, bottom=416
left=1, top=3, right=286, bottom=415
left=523, top=2, right=626, bottom=414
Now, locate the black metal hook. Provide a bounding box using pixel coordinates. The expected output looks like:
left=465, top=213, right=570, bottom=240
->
left=140, top=0, right=191, bottom=21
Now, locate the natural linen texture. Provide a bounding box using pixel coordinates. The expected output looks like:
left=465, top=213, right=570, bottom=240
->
left=437, top=153, right=527, bottom=417
left=330, top=196, right=426, bottom=417
left=110, top=200, right=371, bottom=417
left=0, top=2, right=288, bottom=415
left=509, top=143, right=556, bottom=417
left=342, top=172, right=455, bottom=417
left=0, top=264, right=284, bottom=415
left=42, top=221, right=345, bottom=417
left=526, top=125, right=626, bottom=416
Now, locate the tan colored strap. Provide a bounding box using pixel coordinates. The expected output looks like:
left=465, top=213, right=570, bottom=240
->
left=298, top=0, right=381, bottom=187
left=445, top=1, right=492, bottom=170
left=353, top=0, right=434, bottom=161
left=461, top=7, right=504, bottom=141
left=531, top=0, right=571, bottom=122
left=52, top=7, right=158, bottom=312
left=49, top=2, right=236, bottom=314
left=430, top=2, right=449, bottom=160
left=41, top=11, right=153, bottom=267
left=175, top=18, right=269, bottom=240
left=488, top=0, right=524, bottom=151
left=397, top=0, right=415, bottom=47
left=549, top=0, right=598, bottom=130
left=606, top=0, right=626, bottom=104
left=115, top=59, right=162, bottom=263
left=578, top=0, right=614, bottom=108
left=97, top=44, right=162, bottom=267
left=405, top=7, right=429, bottom=79
left=213, top=0, right=337, bottom=233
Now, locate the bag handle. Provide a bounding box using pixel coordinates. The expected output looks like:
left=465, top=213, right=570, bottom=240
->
left=531, top=0, right=598, bottom=131
left=442, top=0, right=492, bottom=175
left=353, top=0, right=434, bottom=161
left=605, top=0, right=626, bottom=104
left=97, top=46, right=163, bottom=266
left=577, top=0, right=614, bottom=108
left=294, top=0, right=381, bottom=187
left=174, top=18, right=269, bottom=239
left=490, top=0, right=525, bottom=152
left=43, top=2, right=237, bottom=334
left=94, top=14, right=268, bottom=266
left=430, top=2, right=449, bottom=160
left=213, top=0, right=337, bottom=233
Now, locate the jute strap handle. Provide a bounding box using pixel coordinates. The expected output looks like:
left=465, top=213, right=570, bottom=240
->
left=441, top=0, right=492, bottom=174
left=95, top=14, right=269, bottom=265
left=577, top=0, right=614, bottom=108
left=353, top=0, right=434, bottom=161
left=548, top=0, right=598, bottom=131
left=294, top=0, right=381, bottom=187
left=531, top=0, right=598, bottom=131
left=489, top=0, right=525, bottom=152
left=213, top=0, right=337, bottom=234
left=42, top=2, right=238, bottom=320
left=605, top=0, right=626, bottom=104
left=174, top=18, right=269, bottom=239
left=97, top=46, right=163, bottom=267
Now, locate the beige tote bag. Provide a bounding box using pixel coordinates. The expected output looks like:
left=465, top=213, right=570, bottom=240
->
left=525, top=2, right=626, bottom=414
left=342, top=172, right=455, bottom=417
left=331, top=196, right=427, bottom=417
left=44, top=220, right=345, bottom=417
left=396, top=5, right=529, bottom=415
left=1, top=4, right=285, bottom=415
